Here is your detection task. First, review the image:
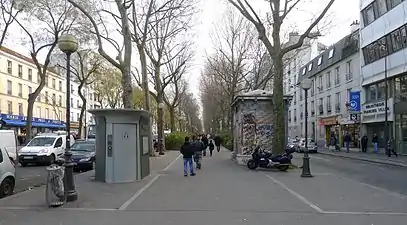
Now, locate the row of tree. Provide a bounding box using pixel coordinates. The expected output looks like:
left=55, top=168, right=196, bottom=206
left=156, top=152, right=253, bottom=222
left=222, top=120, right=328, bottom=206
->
left=0, top=0, right=202, bottom=147
left=201, top=0, right=335, bottom=154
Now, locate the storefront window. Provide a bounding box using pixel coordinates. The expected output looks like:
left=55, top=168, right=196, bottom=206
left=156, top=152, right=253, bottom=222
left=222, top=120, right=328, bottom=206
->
left=395, top=114, right=407, bottom=154
left=395, top=76, right=407, bottom=101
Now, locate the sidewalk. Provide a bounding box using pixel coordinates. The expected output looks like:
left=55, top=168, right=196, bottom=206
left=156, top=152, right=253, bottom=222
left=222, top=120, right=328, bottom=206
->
left=1, top=148, right=407, bottom=224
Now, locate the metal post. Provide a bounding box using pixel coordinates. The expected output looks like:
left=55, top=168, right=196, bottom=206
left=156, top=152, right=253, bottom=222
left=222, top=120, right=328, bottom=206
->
left=301, top=88, right=313, bottom=177
left=64, top=52, right=78, bottom=202
left=384, top=55, right=389, bottom=156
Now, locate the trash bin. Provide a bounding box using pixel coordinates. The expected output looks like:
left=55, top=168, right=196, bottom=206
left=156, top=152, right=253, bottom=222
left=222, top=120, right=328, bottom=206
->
left=45, top=165, right=65, bottom=207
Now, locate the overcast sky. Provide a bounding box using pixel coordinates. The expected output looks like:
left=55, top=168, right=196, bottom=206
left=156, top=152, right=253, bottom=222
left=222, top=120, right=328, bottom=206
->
left=5, top=0, right=360, bottom=104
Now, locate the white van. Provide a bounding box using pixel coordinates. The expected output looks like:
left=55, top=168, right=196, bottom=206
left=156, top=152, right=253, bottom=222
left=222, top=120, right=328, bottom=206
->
left=18, top=133, right=75, bottom=166
left=0, top=130, right=18, bottom=163
left=0, top=147, right=15, bottom=198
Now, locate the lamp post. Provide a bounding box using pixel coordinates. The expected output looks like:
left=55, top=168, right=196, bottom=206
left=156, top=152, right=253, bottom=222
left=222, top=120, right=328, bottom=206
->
left=300, top=78, right=313, bottom=178
left=158, top=102, right=165, bottom=155
left=58, top=34, right=78, bottom=202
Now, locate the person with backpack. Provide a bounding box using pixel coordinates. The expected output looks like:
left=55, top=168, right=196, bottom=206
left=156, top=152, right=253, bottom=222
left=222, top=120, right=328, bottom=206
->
left=180, top=136, right=195, bottom=177
left=201, top=134, right=209, bottom=156
left=191, top=135, right=205, bottom=169
left=208, top=139, right=215, bottom=157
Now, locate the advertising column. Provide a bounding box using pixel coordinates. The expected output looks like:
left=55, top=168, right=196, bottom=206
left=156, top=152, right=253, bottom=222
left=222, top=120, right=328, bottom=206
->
left=348, top=91, right=361, bottom=148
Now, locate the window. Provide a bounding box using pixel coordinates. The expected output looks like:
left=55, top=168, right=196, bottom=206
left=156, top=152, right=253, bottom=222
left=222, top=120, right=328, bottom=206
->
left=59, top=81, right=62, bottom=91
left=28, top=86, right=32, bottom=98
left=389, top=0, right=403, bottom=8
left=18, top=103, right=23, bottom=115
left=18, top=83, right=22, bottom=97
left=328, top=48, right=334, bottom=59
left=300, top=104, right=303, bottom=119
left=319, top=98, right=324, bottom=114
left=77, top=99, right=80, bottom=108
left=59, top=95, right=62, bottom=106
left=7, top=60, right=12, bottom=74
left=288, top=110, right=292, bottom=122
left=390, top=28, right=403, bottom=52
left=70, top=98, right=73, bottom=107
left=346, top=60, right=353, bottom=81
left=45, top=91, right=49, bottom=104
left=59, top=110, right=62, bottom=120
left=37, top=93, right=41, bottom=102
left=7, top=80, right=12, bottom=95
left=318, top=75, right=323, bottom=91
left=18, top=65, right=23, bottom=78
left=334, top=67, right=340, bottom=85
left=46, top=108, right=49, bottom=118
left=77, top=113, right=80, bottom=121
left=369, top=85, right=377, bottom=101
left=52, top=78, right=56, bottom=89
left=55, top=138, right=63, bottom=147
left=52, top=93, right=56, bottom=105
left=377, top=37, right=388, bottom=57
left=317, top=56, right=322, bottom=66
left=377, top=82, right=386, bottom=99
left=37, top=107, right=41, bottom=117
left=311, top=101, right=315, bottom=115
left=45, top=75, right=48, bottom=86
left=7, top=101, right=12, bottom=114
left=362, top=4, right=375, bottom=25
left=335, top=92, right=341, bottom=113
left=311, top=80, right=315, bottom=96
left=376, top=0, right=388, bottom=16
left=293, top=91, right=297, bottom=103
left=327, top=95, right=331, bottom=113
left=37, top=72, right=41, bottom=83
left=326, top=71, right=331, bottom=88
left=308, top=63, right=313, bottom=71
left=302, top=67, right=306, bottom=75
left=294, top=109, right=297, bottom=122
left=71, top=84, right=74, bottom=94
left=28, top=69, right=32, bottom=81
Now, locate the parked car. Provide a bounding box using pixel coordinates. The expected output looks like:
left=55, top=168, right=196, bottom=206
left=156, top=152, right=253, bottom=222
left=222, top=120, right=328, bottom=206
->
left=0, top=130, right=18, bottom=163
left=0, top=147, right=15, bottom=198
left=71, top=140, right=96, bottom=172
left=18, top=132, right=75, bottom=166
left=297, top=138, right=318, bottom=153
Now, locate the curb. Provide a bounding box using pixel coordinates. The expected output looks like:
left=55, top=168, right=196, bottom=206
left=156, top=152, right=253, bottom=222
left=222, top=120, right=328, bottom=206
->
left=318, top=152, right=407, bottom=167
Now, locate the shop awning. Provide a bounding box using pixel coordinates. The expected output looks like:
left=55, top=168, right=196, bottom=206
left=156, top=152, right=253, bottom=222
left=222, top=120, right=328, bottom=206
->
left=32, top=122, right=65, bottom=129
left=1, top=119, right=26, bottom=127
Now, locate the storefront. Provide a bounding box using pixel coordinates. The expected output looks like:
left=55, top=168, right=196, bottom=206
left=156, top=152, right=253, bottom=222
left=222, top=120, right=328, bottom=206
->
left=318, top=116, right=339, bottom=147
left=0, top=113, right=65, bottom=144
left=361, top=99, right=394, bottom=149
left=339, top=115, right=361, bottom=148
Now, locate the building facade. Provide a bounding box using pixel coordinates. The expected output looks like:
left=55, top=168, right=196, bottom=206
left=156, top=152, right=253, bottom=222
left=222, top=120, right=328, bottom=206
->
left=0, top=46, right=66, bottom=143
left=360, top=0, right=407, bottom=153
left=297, top=26, right=361, bottom=147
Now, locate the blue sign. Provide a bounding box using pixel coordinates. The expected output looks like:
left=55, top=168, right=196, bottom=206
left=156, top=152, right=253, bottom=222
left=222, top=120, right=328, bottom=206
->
left=0, top=114, right=64, bottom=125
left=349, top=91, right=361, bottom=112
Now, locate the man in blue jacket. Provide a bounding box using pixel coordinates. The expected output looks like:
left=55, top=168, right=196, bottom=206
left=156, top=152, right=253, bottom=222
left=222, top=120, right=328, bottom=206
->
left=180, top=136, right=195, bottom=177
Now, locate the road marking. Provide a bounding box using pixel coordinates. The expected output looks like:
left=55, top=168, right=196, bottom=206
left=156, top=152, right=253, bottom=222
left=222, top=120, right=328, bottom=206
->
left=263, top=173, right=324, bottom=213
left=338, top=175, right=407, bottom=200
left=311, top=156, right=330, bottom=162
left=0, top=206, right=117, bottom=211
left=118, top=154, right=181, bottom=210
left=323, top=211, right=407, bottom=216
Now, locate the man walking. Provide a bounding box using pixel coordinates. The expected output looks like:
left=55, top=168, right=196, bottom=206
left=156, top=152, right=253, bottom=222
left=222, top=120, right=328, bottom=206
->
left=180, top=136, right=195, bottom=177
left=372, top=133, right=379, bottom=153
left=344, top=132, right=351, bottom=153
left=361, top=134, right=368, bottom=153
left=387, top=136, right=398, bottom=157
left=192, top=135, right=204, bottom=169
left=214, top=135, right=222, bottom=152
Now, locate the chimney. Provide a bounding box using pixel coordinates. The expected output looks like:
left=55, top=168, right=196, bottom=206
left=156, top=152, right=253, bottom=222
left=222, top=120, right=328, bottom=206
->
left=350, top=20, right=359, bottom=33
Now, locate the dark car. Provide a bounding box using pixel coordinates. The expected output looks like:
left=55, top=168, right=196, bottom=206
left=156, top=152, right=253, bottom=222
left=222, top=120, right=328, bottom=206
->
left=71, top=140, right=96, bottom=171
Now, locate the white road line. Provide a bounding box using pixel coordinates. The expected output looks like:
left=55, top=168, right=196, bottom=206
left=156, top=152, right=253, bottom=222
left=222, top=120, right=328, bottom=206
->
left=323, top=211, right=407, bottom=216
left=118, top=154, right=181, bottom=210
left=263, top=173, right=324, bottom=213
left=0, top=206, right=117, bottom=211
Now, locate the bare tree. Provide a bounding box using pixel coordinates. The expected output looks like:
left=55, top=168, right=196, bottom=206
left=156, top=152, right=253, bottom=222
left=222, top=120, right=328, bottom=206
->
left=0, top=0, right=21, bottom=46
left=14, top=0, right=89, bottom=142
left=179, top=91, right=201, bottom=133
left=227, top=0, right=335, bottom=153
left=67, top=0, right=133, bottom=108
left=93, top=66, right=123, bottom=109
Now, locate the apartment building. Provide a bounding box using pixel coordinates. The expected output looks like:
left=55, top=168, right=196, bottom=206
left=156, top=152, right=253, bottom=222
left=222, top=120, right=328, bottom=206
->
left=296, top=25, right=361, bottom=147
left=360, top=0, right=407, bottom=153
left=0, top=46, right=66, bottom=141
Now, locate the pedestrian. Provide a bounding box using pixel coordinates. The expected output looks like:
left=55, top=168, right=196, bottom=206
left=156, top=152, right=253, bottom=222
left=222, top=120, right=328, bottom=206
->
left=361, top=135, right=368, bottom=153
left=214, top=135, right=221, bottom=152
left=329, top=132, right=337, bottom=151
left=180, top=136, right=195, bottom=177
left=191, top=135, right=205, bottom=169
left=208, top=140, right=215, bottom=157
left=387, top=136, right=398, bottom=157
left=344, top=132, right=351, bottom=153
left=372, top=133, right=379, bottom=153
left=202, top=134, right=208, bottom=156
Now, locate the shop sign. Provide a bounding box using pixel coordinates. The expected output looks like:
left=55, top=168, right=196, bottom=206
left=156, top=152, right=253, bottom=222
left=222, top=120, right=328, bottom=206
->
left=349, top=91, right=361, bottom=112
left=361, top=98, right=394, bottom=123
left=0, top=113, right=64, bottom=125
left=319, top=116, right=338, bottom=126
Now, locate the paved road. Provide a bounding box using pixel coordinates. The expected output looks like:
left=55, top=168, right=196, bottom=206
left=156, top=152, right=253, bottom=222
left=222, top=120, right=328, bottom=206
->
left=303, top=153, right=407, bottom=195
left=15, top=165, right=48, bottom=193
left=2, top=149, right=407, bottom=224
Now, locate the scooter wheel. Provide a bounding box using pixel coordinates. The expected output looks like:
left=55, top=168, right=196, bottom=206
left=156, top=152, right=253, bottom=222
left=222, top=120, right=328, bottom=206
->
left=277, top=165, right=289, bottom=171
left=247, top=159, right=258, bottom=170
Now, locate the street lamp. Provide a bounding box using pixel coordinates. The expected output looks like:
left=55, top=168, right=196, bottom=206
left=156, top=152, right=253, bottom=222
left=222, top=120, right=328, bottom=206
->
left=58, top=34, right=78, bottom=202
left=300, top=78, right=313, bottom=178
left=158, top=102, right=165, bottom=155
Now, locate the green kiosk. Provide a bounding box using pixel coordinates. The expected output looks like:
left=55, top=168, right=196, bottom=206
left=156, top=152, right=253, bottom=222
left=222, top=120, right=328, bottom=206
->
left=88, top=109, right=151, bottom=183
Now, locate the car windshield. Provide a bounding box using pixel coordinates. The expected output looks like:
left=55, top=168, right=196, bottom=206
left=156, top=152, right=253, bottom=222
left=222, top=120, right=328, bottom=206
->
left=27, top=137, right=56, bottom=147
left=71, top=142, right=95, bottom=152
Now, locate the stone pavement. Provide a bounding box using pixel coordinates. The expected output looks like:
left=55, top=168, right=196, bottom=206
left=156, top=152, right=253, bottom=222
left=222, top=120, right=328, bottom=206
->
left=319, top=147, right=407, bottom=167
left=1, top=148, right=407, bottom=224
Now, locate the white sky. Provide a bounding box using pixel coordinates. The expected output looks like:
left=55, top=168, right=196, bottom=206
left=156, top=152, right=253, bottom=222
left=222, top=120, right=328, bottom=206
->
left=4, top=0, right=360, bottom=104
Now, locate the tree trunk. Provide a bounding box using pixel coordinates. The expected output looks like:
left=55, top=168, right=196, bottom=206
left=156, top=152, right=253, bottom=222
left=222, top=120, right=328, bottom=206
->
left=157, top=92, right=165, bottom=154
left=120, top=4, right=133, bottom=108
left=78, top=83, right=86, bottom=139
left=272, top=55, right=285, bottom=154
left=25, top=98, right=35, bottom=144
left=137, top=45, right=150, bottom=112
left=169, top=107, right=175, bottom=132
